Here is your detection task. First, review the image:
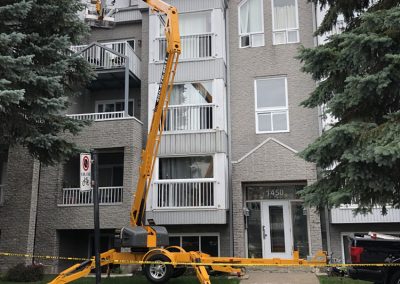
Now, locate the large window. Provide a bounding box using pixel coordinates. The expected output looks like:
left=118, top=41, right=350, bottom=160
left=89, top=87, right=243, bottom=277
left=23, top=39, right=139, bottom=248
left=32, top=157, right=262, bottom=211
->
left=159, top=156, right=213, bottom=180
left=255, top=77, right=289, bottom=133
left=272, top=0, right=299, bottom=44
left=159, top=12, right=212, bottom=60
left=170, top=82, right=213, bottom=105
left=159, top=12, right=211, bottom=37
left=165, top=82, right=214, bottom=132
left=169, top=235, right=219, bottom=256
left=96, top=99, right=134, bottom=116
left=238, top=0, right=264, bottom=48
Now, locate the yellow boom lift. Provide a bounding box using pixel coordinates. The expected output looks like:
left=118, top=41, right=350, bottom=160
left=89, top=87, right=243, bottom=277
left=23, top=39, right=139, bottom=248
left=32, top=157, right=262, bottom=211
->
left=50, top=1, right=327, bottom=283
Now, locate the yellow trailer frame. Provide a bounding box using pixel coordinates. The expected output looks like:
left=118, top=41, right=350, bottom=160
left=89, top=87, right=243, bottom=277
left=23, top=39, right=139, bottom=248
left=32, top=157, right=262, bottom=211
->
left=50, top=248, right=327, bottom=284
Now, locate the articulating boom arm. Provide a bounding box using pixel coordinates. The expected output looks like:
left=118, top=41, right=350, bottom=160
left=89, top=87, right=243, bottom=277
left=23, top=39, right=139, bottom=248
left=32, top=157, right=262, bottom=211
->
left=130, top=0, right=181, bottom=227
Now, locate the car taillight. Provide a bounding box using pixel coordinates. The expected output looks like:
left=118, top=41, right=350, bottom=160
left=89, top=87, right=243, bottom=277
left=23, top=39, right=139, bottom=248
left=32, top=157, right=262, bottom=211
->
left=351, top=246, right=364, bottom=263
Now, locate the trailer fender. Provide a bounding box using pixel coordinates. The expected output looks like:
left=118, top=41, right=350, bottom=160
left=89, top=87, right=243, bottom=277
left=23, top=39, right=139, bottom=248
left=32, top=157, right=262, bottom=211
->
left=143, top=248, right=177, bottom=267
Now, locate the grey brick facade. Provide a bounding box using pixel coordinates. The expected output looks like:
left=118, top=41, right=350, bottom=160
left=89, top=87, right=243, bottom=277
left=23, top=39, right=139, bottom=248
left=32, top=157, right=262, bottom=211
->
left=228, top=0, right=322, bottom=258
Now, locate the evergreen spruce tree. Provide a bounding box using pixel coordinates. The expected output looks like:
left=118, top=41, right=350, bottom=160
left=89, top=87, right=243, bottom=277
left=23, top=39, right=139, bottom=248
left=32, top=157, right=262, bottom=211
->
left=0, top=0, right=94, bottom=164
left=298, top=0, right=400, bottom=212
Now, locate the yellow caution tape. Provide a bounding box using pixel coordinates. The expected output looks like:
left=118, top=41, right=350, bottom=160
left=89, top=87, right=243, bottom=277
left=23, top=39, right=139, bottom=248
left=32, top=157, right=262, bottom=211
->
left=1, top=252, right=400, bottom=267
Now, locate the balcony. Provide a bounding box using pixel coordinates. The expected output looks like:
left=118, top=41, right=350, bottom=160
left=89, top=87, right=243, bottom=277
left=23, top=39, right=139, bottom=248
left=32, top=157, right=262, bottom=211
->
left=71, top=41, right=141, bottom=86
left=0, top=184, right=3, bottom=205
left=157, top=34, right=214, bottom=61
left=67, top=111, right=128, bottom=121
left=152, top=179, right=216, bottom=209
left=165, top=104, right=215, bottom=132
left=60, top=187, right=123, bottom=206
left=331, top=206, right=400, bottom=224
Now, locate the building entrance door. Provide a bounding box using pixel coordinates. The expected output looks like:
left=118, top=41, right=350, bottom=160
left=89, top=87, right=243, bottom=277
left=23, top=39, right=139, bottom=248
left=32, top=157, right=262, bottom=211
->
left=261, top=200, right=292, bottom=259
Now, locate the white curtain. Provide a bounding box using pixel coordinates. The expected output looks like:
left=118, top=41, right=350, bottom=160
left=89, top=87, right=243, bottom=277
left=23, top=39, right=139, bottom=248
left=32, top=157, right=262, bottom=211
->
left=240, top=0, right=262, bottom=34
left=239, top=0, right=249, bottom=34
left=159, top=157, right=213, bottom=179
left=273, top=0, right=297, bottom=30
left=180, top=12, right=211, bottom=36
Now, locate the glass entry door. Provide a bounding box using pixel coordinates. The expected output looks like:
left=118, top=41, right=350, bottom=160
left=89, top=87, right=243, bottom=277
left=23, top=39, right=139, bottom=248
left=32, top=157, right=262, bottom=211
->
left=262, top=200, right=292, bottom=259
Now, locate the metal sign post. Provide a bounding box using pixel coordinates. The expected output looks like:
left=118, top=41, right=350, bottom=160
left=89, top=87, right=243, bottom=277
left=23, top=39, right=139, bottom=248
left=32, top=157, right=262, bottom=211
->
left=91, top=150, right=101, bottom=284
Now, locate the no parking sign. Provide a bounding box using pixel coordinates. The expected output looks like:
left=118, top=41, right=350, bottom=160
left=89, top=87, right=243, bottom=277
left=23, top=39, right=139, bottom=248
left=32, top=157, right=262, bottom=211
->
left=80, top=153, right=91, bottom=192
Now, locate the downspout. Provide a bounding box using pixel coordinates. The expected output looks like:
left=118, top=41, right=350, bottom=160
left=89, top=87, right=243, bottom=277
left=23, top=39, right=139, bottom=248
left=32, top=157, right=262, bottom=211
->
left=225, top=1, right=234, bottom=257
left=124, top=54, right=130, bottom=117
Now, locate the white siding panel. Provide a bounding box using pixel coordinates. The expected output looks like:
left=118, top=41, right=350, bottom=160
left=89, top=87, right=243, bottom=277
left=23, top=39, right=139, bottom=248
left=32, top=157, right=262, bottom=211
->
left=158, top=130, right=228, bottom=156
left=331, top=208, right=400, bottom=224
left=146, top=209, right=227, bottom=224
left=156, top=0, right=226, bottom=13
left=149, top=59, right=226, bottom=83
left=115, top=9, right=142, bottom=22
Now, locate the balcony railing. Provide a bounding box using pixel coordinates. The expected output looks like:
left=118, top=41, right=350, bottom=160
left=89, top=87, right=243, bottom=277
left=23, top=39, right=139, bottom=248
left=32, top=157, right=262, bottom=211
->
left=164, top=104, right=215, bottom=132
left=153, top=179, right=216, bottom=209
left=71, top=41, right=141, bottom=79
left=66, top=111, right=127, bottom=121
left=0, top=184, right=4, bottom=205
left=331, top=206, right=400, bottom=224
left=60, top=187, right=123, bottom=206
left=158, top=33, right=214, bottom=61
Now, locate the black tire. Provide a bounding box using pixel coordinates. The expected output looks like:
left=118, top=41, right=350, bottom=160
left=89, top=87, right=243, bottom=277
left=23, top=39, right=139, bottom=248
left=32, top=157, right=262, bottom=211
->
left=143, top=254, right=173, bottom=283
left=390, top=271, right=400, bottom=284
left=171, top=266, right=187, bottom=278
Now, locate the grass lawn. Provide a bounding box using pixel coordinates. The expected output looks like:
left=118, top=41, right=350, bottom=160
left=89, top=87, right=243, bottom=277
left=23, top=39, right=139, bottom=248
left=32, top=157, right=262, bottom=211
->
left=318, top=276, right=372, bottom=284
left=0, top=275, right=240, bottom=284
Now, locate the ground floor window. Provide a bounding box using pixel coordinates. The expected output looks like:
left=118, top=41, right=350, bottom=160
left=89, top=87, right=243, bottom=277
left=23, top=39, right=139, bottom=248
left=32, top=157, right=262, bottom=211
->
left=168, top=234, right=219, bottom=256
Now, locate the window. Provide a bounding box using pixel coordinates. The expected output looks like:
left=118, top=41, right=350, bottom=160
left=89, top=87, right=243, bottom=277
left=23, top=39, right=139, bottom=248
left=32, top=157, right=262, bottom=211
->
left=168, top=235, right=219, bottom=256
left=96, top=100, right=134, bottom=116
left=159, top=156, right=213, bottom=180
left=159, top=12, right=212, bottom=60
left=98, top=152, right=124, bottom=187
left=272, top=0, right=299, bottom=44
left=255, top=77, right=289, bottom=133
left=238, top=0, right=264, bottom=48
left=170, top=82, right=213, bottom=105
left=159, top=12, right=211, bottom=37
left=165, top=82, right=214, bottom=132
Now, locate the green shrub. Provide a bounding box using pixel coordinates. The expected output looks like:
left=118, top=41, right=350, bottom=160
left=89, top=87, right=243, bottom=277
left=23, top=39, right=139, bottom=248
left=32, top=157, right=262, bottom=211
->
left=5, top=263, right=44, bottom=282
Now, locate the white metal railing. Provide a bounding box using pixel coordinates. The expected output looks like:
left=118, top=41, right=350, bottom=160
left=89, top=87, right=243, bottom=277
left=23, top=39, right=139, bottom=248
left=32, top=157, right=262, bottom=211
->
left=158, top=33, right=214, bottom=61
left=61, top=187, right=123, bottom=206
left=71, top=41, right=141, bottom=79
left=0, top=184, right=4, bottom=205
left=331, top=206, right=400, bottom=224
left=66, top=111, right=126, bottom=121
left=164, top=104, right=215, bottom=132
left=153, top=179, right=216, bottom=209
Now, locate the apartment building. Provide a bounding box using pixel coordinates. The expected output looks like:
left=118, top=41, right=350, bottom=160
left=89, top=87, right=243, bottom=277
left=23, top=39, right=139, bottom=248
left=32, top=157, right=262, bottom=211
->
left=0, top=0, right=331, bottom=273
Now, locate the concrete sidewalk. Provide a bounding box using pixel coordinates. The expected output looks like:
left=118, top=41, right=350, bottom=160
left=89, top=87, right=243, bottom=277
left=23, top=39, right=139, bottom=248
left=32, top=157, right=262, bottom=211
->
left=240, top=271, right=319, bottom=284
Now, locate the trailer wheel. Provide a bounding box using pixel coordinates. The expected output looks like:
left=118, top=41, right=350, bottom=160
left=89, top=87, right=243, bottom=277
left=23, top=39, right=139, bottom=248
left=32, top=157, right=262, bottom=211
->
left=390, top=271, right=400, bottom=284
left=143, top=254, right=173, bottom=283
